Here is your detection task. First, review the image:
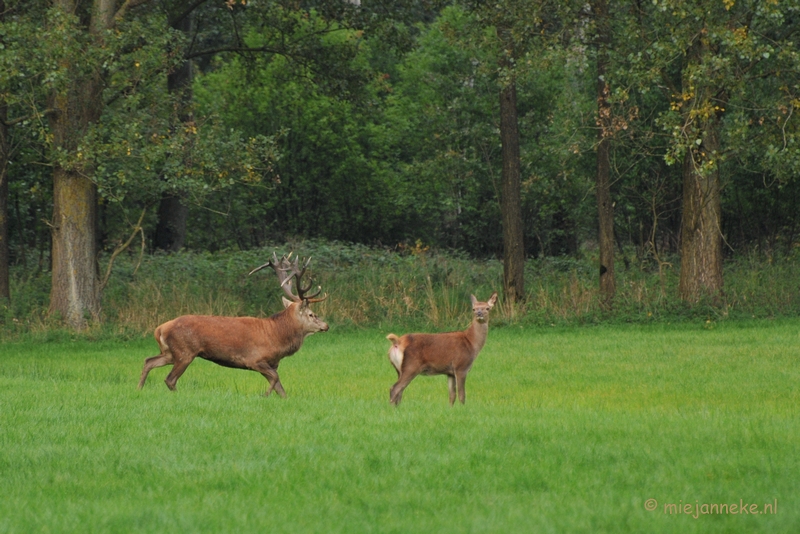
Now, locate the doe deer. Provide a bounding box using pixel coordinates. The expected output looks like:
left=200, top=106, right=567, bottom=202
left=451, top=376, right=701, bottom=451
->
left=137, top=253, right=328, bottom=396
left=386, top=292, right=498, bottom=406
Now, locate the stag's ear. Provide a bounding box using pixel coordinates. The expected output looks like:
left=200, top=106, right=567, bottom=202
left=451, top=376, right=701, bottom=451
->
left=282, top=297, right=294, bottom=309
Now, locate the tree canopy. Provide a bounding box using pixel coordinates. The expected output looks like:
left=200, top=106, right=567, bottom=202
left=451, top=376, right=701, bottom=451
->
left=1, top=0, right=799, bottom=328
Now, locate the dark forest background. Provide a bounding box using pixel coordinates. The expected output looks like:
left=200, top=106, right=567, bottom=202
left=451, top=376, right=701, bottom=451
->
left=1, top=0, right=800, bottom=332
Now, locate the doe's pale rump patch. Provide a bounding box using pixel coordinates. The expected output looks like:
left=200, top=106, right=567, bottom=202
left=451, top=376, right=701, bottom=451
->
left=386, top=334, right=404, bottom=372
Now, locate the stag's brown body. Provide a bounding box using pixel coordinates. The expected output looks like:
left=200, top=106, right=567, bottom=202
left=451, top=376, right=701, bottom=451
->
left=138, top=254, right=328, bottom=396
left=387, top=292, right=497, bottom=406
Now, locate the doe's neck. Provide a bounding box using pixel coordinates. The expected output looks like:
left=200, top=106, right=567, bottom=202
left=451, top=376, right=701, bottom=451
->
left=466, top=318, right=490, bottom=348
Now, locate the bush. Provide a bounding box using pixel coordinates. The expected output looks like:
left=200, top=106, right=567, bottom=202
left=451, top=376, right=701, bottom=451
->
left=3, top=239, right=800, bottom=339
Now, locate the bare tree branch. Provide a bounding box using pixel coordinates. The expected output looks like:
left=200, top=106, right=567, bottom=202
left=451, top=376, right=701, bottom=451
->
left=113, top=0, right=153, bottom=26
left=169, top=0, right=211, bottom=27
left=99, top=207, right=147, bottom=291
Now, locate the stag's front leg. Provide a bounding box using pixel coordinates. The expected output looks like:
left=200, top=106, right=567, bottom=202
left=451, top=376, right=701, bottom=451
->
left=256, top=362, right=287, bottom=398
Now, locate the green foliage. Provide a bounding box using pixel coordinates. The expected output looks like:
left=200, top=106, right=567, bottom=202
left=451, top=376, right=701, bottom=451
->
left=191, top=8, right=395, bottom=248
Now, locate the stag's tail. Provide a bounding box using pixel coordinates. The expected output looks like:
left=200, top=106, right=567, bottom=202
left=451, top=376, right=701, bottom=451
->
left=386, top=334, right=404, bottom=372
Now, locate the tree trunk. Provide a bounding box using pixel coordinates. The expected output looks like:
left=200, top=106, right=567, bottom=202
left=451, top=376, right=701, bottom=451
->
left=154, top=13, right=193, bottom=252
left=594, top=0, right=615, bottom=307
left=154, top=193, right=188, bottom=252
left=499, top=79, right=525, bottom=304
left=48, top=82, right=103, bottom=328
left=678, top=121, right=723, bottom=302
left=0, top=0, right=8, bottom=301
left=49, top=168, right=100, bottom=327
left=0, top=96, right=9, bottom=301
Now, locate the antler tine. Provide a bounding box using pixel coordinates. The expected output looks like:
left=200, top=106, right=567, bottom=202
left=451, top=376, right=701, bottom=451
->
left=247, top=251, right=285, bottom=277
left=305, top=287, right=328, bottom=303
left=248, top=252, right=300, bottom=301
left=250, top=252, right=326, bottom=303
left=292, top=255, right=329, bottom=303
left=248, top=261, right=272, bottom=276
left=294, top=256, right=311, bottom=292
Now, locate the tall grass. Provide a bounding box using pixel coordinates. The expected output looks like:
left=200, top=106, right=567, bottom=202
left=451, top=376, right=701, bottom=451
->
left=3, top=239, right=800, bottom=337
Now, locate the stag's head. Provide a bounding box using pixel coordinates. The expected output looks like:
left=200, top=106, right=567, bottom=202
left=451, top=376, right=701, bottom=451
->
left=250, top=252, right=329, bottom=334
left=286, top=299, right=329, bottom=334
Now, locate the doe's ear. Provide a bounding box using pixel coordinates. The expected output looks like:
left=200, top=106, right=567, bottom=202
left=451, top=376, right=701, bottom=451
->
left=487, top=292, right=498, bottom=307
left=282, top=297, right=294, bottom=309
left=470, top=294, right=478, bottom=307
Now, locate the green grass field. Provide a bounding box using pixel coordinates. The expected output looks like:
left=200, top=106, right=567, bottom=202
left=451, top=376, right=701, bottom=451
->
left=1, top=320, right=798, bottom=533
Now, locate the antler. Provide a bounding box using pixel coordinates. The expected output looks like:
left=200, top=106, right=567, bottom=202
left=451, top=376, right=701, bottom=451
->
left=249, top=252, right=328, bottom=303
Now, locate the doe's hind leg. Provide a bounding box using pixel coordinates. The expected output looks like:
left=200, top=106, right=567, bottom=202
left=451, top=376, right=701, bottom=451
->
left=447, top=375, right=457, bottom=406
left=389, top=367, right=422, bottom=406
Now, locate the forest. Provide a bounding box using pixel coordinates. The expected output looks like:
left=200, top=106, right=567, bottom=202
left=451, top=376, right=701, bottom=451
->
left=1, top=0, right=800, bottom=332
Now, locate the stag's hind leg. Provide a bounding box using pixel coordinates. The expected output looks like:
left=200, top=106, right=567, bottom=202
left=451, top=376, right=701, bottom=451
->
left=138, top=353, right=173, bottom=390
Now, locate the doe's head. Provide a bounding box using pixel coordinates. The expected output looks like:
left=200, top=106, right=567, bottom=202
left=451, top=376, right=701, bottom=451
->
left=470, top=292, right=498, bottom=323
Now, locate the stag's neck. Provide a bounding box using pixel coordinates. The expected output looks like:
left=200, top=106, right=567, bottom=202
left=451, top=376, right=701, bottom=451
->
left=465, top=319, right=490, bottom=353
left=261, top=309, right=304, bottom=355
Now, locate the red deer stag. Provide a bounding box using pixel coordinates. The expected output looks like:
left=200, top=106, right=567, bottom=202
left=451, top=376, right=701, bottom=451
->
left=386, top=292, right=497, bottom=406
left=137, top=253, right=328, bottom=396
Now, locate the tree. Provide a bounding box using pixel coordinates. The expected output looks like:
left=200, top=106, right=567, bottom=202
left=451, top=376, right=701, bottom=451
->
left=192, top=5, right=392, bottom=247
left=602, top=0, right=800, bottom=303
left=0, top=0, right=8, bottom=301
left=379, top=5, right=501, bottom=254
left=676, top=34, right=724, bottom=302
left=1, top=0, right=276, bottom=329
left=469, top=0, right=587, bottom=303
left=152, top=10, right=193, bottom=253
left=492, top=17, right=525, bottom=304
left=0, top=90, right=7, bottom=302
left=464, top=2, right=541, bottom=304
left=42, top=0, right=180, bottom=328
left=45, top=0, right=102, bottom=327
left=592, top=0, right=615, bottom=306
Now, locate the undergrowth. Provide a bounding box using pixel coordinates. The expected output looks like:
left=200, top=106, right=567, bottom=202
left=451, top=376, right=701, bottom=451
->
left=2, top=239, right=799, bottom=339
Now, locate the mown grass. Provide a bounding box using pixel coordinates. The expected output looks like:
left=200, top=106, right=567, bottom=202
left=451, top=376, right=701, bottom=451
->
left=1, top=320, right=798, bottom=533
